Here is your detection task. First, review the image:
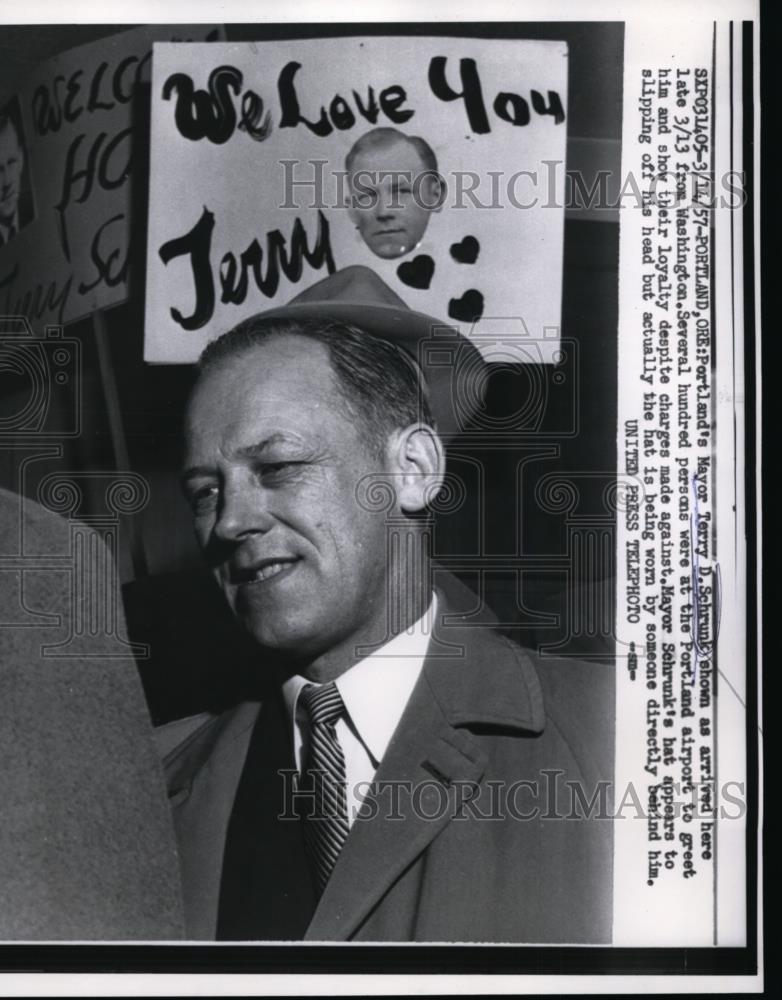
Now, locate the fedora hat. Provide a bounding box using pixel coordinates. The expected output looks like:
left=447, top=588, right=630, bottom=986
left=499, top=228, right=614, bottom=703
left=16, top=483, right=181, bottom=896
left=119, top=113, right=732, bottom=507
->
left=252, top=265, right=486, bottom=438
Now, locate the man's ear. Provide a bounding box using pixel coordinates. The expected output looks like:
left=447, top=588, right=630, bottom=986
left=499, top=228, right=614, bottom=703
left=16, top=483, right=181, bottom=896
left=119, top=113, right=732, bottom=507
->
left=388, top=423, right=445, bottom=514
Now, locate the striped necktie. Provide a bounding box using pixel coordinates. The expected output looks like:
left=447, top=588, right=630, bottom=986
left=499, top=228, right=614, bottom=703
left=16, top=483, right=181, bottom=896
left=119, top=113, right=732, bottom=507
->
left=297, top=682, right=350, bottom=893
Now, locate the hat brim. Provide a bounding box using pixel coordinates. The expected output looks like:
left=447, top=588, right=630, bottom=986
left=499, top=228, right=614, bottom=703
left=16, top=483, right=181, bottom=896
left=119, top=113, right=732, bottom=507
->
left=253, top=300, right=486, bottom=439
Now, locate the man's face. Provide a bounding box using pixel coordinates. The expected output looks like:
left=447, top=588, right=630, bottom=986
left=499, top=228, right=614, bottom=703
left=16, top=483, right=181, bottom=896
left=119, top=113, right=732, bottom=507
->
left=182, top=335, right=393, bottom=665
left=348, top=139, right=441, bottom=259
left=0, top=123, right=23, bottom=227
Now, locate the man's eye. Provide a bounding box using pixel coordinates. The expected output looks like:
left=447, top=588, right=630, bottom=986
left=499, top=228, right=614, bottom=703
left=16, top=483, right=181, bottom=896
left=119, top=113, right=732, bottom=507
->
left=188, top=485, right=218, bottom=510
left=261, top=461, right=296, bottom=481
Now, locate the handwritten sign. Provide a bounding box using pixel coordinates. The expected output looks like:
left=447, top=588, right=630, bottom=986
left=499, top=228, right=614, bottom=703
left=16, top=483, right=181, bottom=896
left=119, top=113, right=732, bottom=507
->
left=144, top=38, right=568, bottom=363
left=0, top=25, right=221, bottom=332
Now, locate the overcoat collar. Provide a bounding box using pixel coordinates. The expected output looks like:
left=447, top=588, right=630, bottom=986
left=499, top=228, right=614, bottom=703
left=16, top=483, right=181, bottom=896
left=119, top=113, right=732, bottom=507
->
left=305, top=614, right=545, bottom=940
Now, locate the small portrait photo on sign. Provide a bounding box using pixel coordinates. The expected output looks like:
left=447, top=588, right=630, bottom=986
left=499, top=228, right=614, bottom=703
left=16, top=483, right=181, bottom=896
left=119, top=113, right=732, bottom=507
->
left=0, top=95, right=35, bottom=246
left=345, top=127, right=446, bottom=260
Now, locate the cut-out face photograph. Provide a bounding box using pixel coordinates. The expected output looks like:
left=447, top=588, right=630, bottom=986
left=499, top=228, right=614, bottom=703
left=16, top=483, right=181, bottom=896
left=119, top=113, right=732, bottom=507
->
left=346, top=127, right=445, bottom=260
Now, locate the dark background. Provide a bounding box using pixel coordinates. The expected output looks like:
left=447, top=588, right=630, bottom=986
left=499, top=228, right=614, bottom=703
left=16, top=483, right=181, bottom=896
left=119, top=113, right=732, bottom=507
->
left=0, top=23, right=623, bottom=722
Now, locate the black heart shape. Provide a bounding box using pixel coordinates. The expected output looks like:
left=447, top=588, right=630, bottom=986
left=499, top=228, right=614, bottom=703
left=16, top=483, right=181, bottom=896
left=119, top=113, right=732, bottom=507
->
left=396, top=255, right=435, bottom=290
left=448, top=289, right=484, bottom=323
left=449, top=235, right=480, bottom=264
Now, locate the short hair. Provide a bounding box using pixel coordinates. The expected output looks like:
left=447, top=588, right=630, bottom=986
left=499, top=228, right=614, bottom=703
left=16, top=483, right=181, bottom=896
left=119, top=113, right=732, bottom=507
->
left=197, top=316, right=435, bottom=457
left=345, top=127, right=439, bottom=177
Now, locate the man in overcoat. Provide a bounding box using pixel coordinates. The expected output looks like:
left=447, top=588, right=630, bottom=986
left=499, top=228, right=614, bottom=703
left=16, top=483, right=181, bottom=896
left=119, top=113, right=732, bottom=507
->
left=161, top=266, right=614, bottom=942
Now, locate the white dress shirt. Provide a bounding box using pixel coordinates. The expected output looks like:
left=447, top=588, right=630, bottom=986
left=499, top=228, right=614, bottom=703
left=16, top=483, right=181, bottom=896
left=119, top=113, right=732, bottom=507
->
left=281, top=594, right=436, bottom=827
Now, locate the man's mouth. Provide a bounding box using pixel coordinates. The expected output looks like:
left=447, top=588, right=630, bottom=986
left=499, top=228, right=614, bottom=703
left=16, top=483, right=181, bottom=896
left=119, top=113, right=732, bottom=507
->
left=230, top=556, right=300, bottom=586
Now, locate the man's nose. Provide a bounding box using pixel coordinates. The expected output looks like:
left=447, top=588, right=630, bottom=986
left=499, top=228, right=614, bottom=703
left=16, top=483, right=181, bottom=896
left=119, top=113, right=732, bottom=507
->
left=213, top=482, right=273, bottom=542
left=374, top=195, right=398, bottom=219
left=375, top=205, right=397, bottom=223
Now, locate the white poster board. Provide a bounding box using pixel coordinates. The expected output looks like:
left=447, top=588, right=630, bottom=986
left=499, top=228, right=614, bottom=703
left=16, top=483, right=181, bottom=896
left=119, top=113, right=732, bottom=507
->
left=143, top=38, right=569, bottom=363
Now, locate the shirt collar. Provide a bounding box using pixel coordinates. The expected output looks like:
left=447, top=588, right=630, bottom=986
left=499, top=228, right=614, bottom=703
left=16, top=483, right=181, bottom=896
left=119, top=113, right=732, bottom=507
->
left=281, top=594, right=436, bottom=766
